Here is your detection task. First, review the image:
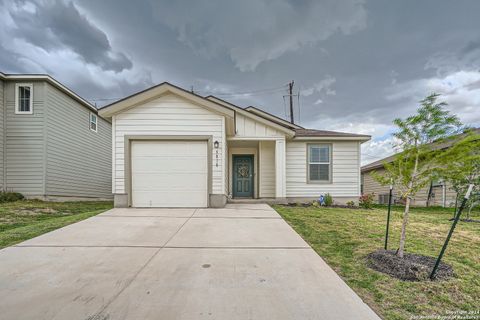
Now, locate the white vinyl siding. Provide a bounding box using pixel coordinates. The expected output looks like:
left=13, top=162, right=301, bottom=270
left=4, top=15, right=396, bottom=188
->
left=286, top=141, right=360, bottom=197
left=259, top=140, right=275, bottom=197
left=235, top=113, right=284, bottom=137
left=113, top=93, right=225, bottom=195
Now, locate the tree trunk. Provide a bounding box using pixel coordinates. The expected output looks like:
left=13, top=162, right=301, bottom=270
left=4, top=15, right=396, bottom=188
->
left=397, top=147, right=418, bottom=259
left=397, top=196, right=411, bottom=258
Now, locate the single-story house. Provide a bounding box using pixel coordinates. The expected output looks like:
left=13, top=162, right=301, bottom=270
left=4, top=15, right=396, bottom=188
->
left=99, top=82, right=370, bottom=208
left=361, top=128, right=480, bottom=207
left=0, top=72, right=112, bottom=200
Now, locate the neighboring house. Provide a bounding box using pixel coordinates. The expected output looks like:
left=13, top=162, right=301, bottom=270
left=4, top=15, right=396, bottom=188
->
left=361, top=128, right=480, bottom=207
left=0, top=72, right=112, bottom=200
left=99, top=82, right=370, bottom=208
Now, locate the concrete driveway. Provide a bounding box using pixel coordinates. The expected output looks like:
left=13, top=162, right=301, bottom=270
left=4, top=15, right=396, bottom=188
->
left=0, top=204, right=379, bottom=320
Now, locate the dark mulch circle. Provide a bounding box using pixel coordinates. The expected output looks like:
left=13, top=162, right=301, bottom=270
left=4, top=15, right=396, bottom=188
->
left=366, top=250, right=454, bottom=281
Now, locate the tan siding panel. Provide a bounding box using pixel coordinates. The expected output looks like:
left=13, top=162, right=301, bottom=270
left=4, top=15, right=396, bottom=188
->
left=5, top=81, right=45, bottom=196
left=45, top=83, right=112, bottom=198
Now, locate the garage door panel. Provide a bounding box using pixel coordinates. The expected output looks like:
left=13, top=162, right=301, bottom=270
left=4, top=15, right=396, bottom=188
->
left=132, top=173, right=206, bottom=190
left=131, top=141, right=208, bottom=207
left=133, top=191, right=207, bottom=208
left=132, top=157, right=207, bottom=173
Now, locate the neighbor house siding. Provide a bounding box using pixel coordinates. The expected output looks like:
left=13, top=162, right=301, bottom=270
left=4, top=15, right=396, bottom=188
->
left=235, top=113, right=284, bottom=137
left=286, top=141, right=360, bottom=198
left=362, top=168, right=457, bottom=207
left=259, top=140, right=275, bottom=197
left=0, top=79, right=4, bottom=189
left=362, top=169, right=387, bottom=196
left=4, top=81, right=46, bottom=196
left=113, top=93, right=225, bottom=195
left=44, top=83, right=112, bottom=199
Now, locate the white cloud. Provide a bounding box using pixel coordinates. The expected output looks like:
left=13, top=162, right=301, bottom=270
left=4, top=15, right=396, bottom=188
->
left=314, top=99, right=323, bottom=105
left=386, top=70, right=480, bottom=126
left=302, top=76, right=337, bottom=97
left=151, top=0, right=367, bottom=71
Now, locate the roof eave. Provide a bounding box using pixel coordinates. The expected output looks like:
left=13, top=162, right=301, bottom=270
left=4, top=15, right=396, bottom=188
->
left=99, top=83, right=235, bottom=119
left=1, top=73, right=97, bottom=113
left=206, top=96, right=296, bottom=137
left=293, top=135, right=371, bottom=142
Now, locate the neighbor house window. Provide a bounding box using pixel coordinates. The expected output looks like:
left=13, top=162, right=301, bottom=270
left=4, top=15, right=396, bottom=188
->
left=307, top=144, right=331, bottom=183
left=15, top=84, right=33, bottom=114
left=90, top=113, right=98, bottom=132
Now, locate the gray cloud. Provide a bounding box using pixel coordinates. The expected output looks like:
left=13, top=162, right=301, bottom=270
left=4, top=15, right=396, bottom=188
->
left=8, top=0, right=132, bottom=72
left=150, top=0, right=367, bottom=71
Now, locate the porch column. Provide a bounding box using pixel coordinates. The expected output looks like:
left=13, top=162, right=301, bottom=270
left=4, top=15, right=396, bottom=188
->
left=275, top=138, right=287, bottom=198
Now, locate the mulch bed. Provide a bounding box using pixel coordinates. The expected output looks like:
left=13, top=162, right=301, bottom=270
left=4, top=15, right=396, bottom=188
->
left=366, top=250, right=454, bottom=281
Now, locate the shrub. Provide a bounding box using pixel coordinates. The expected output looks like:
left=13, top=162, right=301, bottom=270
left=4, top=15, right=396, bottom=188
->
left=0, top=191, right=24, bottom=203
left=359, top=193, right=375, bottom=209
left=346, top=200, right=355, bottom=207
left=324, top=193, right=333, bottom=206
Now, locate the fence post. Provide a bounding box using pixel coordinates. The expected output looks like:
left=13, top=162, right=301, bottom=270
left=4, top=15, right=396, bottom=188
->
left=384, top=184, right=393, bottom=250
left=430, top=184, right=474, bottom=280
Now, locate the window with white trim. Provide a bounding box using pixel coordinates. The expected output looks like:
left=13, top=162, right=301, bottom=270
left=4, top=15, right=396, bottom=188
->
left=307, top=144, right=331, bottom=182
left=15, top=84, right=33, bottom=114
left=90, top=113, right=98, bottom=132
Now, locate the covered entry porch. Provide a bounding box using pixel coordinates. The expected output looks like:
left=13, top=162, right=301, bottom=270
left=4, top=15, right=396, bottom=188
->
left=226, top=137, right=286, bottom=200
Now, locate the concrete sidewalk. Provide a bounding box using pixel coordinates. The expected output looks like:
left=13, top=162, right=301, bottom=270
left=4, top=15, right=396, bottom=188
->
left=0, top=204, right=380, bottom=320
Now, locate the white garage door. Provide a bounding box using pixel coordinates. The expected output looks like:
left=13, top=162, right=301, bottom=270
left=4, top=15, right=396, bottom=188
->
left=131, top=140, right=208, bottom=207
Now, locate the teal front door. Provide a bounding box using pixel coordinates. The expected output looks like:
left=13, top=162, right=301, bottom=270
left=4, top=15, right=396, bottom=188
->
left=233, top=155, right=254, bottom=198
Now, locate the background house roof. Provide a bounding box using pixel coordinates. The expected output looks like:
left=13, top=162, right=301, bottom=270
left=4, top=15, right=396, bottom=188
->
left=361, top=127, right=480, bottom=172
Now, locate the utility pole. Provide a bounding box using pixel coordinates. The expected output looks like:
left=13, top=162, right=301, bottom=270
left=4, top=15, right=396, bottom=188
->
left=289, top=80, right=294, bottom=124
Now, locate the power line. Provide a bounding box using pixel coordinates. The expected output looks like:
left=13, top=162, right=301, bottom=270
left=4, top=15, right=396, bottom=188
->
left=88, top=83, right=289, bottom=102
left=197, top=84, right=288, bottom=97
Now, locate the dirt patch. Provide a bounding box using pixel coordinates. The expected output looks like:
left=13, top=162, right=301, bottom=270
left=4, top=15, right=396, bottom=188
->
left=366, top=250, right=454, bottom=281
left=15, top=208, right=59, bottom=216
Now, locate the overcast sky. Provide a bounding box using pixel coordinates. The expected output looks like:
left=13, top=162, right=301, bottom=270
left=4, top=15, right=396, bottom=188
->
left=1, top=0, right=480, bottom=165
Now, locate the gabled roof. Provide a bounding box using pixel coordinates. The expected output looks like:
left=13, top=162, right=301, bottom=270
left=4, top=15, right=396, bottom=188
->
left=361, top=128, right=480, bottom=173
left=244, top=106, right=303, bottom=130
left=0, top=71, right=97, bottom=113
left=206, top=95, right=296, bottom=136
left=99, top=82, right=235, bottom=119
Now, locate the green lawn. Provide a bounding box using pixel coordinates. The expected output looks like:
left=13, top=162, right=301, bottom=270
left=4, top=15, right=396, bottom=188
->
left=0, top=200, right=113, bottom=248
left=273, top=205, right=480, bottom=320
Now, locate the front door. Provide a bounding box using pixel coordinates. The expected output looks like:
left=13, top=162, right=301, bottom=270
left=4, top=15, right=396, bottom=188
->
left=233, top=155, right=254, bottom=198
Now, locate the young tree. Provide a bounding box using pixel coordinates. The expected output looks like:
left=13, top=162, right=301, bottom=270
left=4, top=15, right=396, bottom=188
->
left=373, top=93, right=462, bottom=258
left=437, top=130, right=480, bottom=219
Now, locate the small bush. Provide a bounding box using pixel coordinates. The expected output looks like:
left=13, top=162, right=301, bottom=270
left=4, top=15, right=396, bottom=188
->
left=346, top=200, right=355, bottom=207
left=324, top=193, right=333, bottom=206
left=0, top=191, right=25, bottom=203
left=359, top=193, right=375, bottom=209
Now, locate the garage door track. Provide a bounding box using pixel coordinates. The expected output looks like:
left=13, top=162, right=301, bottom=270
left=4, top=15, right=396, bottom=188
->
left=0, top=204, right=379, bottom=320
